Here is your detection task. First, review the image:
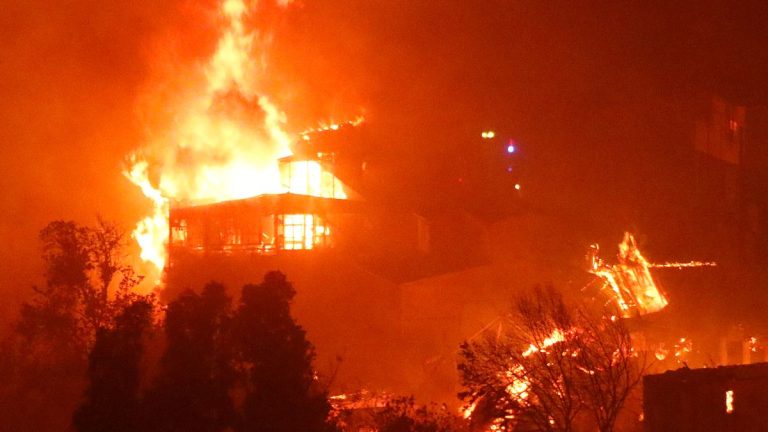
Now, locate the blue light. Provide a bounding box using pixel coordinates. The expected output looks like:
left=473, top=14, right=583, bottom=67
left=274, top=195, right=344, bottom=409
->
left=506, top=144, right=516, bottom=154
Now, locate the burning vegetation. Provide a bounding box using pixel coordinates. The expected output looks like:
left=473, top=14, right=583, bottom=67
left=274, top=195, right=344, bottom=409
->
left=458, top=286, right=645, bottom=432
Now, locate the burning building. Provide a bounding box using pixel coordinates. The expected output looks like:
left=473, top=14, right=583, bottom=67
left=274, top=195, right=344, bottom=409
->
left=123, top=0, right=498, bottom=396
left=168, top=135, right=356, bottom=260
left=163, top=122, right=491, bottom=393
left=644, top=363, right=768, bottom=432
left=165, top=122, right=448, bottom=282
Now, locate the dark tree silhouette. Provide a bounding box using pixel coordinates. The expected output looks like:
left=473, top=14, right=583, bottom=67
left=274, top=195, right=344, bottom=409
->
left=39, top=220, right=91, bottom=292
left=0, top=220, right=146, bottom=432
left=143, top=282, right=236, bottom=432
left=18, top=219, right=143, bottom=346
left=73, top=298, right=155, bottom=432
left=87, top=218, right=130, bottom=309
left=233, top=271, right=333, bottom=432
left=570, top=309, right=645, bottom=432
left=15, top=221, right=92, bottom=352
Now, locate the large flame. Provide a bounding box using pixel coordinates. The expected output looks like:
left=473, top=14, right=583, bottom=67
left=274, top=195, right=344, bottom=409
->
left=125, top=0, right=333, bottom=274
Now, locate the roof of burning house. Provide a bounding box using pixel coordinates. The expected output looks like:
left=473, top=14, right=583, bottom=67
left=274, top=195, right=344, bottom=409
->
left=170, top=193, right=368, bottom=217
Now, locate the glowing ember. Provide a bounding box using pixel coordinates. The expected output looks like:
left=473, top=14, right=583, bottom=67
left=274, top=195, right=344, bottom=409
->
left=506, top=328, right=568, bottom=405
left=329, top=390, right=390, bottom=410
left=588, top=232, right=669, bottom=317
left=725, top=390, right=734, bottom=414
left=300, top=117, right=365, bottom=141
left=504, top=365, right=531, bottom=403
left=649, top=261, right=717, bottom=269
left=521, top=329, right=566, bottom=357
left=125, top=0, right=350, bottom=275
left=748, top=337, right=759, bottom=353
left=674, top=337, right=692, bottom=361
left=461, top=400, right=478, bottom=419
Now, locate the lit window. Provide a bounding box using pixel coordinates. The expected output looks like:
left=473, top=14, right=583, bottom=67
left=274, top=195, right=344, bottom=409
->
left=280, top=159, right=346, bottom=199
left=171, top=220, right=188, bottom=244
left=281, top=214, right=330, bottom=250
left=725, top=390, right=734, bottom=414
left=284, top=214, right=313, bottom=250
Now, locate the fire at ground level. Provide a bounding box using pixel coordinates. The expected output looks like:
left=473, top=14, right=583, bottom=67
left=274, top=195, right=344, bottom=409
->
left=164, top=206, right=763, bottom=410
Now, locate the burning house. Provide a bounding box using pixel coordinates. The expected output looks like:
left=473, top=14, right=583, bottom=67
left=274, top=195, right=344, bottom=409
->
left=123, top=0, right=496, bottom=396
left=165, top=122, right=444, bottom=282
left=168, top=144, right=355, bottom=260
left=162, top=122, right=491, bottom=393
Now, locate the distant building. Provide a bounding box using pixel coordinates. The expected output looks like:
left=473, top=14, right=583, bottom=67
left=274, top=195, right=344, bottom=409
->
left=643, top=363, right=768, bottom=432
left=693, top=95, right=768, bottom=267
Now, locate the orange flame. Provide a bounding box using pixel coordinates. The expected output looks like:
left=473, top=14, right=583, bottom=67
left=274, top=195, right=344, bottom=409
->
left=521, top=329, right=566, bottom=357
left=588, top=233, right=669, bottom=317
left=506, top=329, right=568, bottom=405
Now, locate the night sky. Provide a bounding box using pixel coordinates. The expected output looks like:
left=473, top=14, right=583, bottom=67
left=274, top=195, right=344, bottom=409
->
left=2, top=0, right=768, bottom=321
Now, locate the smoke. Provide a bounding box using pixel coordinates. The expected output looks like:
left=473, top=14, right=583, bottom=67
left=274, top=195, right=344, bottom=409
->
left=0, top=0, right=191, bottom=321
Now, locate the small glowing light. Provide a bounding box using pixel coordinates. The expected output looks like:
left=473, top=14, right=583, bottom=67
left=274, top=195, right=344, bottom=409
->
left=514, top=183, right=521, bottom=190
left=506, top=166, right=513, bottom=173
left=507, top=144, right=516, bottom=154
left=482, top=130, right=495, bottom=139
left=726, top=390, right=734, bottom=414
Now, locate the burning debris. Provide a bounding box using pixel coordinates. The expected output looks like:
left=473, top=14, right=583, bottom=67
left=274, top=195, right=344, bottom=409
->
left=329, top=390, right=391, bottom=412
left=587, top=232, right=669, bottom=316
left=587, top=232, right=715, bottom=317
